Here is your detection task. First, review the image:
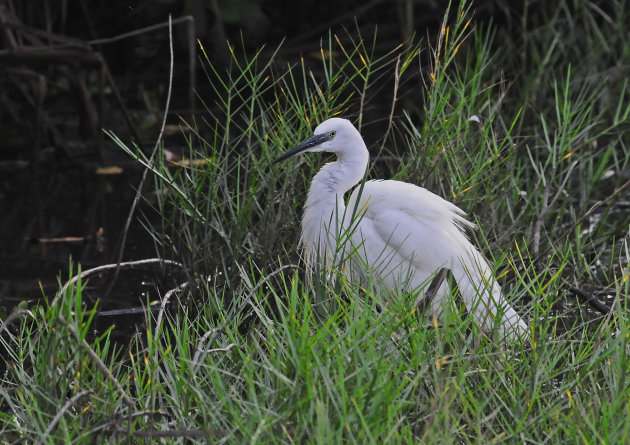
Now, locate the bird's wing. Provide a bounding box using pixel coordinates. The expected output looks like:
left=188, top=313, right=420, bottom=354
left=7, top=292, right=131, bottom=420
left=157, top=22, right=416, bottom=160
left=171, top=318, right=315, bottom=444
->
left=369, top=180, right=475, bottom=229
left=346, top=180, right=476, bottom=270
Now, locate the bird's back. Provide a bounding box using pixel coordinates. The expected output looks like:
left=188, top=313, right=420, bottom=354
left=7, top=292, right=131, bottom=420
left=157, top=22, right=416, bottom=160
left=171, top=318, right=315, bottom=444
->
left=348, top=179, right=476, bottom=231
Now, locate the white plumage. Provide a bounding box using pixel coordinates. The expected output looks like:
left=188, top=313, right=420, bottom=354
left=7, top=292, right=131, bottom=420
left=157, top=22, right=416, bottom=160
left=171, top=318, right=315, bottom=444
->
left=275, top=117, right=529, bottom=340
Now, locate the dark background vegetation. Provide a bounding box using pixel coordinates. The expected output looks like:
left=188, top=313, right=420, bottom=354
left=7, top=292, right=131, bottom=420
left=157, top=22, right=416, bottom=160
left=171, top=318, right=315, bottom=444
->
left=0, top=0, right=622, bottom=309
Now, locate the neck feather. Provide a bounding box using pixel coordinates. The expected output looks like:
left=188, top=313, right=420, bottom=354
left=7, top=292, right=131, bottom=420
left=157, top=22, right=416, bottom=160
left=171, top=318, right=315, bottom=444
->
left=300, top=148, right=369, bottom=265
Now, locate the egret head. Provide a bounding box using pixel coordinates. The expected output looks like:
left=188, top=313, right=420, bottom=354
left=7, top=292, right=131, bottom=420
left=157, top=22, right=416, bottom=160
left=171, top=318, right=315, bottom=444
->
left=273, top=118, right=362, bottom=163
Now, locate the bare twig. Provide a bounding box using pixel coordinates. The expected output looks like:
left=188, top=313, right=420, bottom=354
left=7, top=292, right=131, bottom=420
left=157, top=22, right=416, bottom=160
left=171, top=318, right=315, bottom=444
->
left=134, top=429, right=228, bottom=439
left=95, top=306, right=160, bottom=317
left=205, top=343, right=240, bottom=353
left=536, top=175, right=630, bottom=262
left=155, top=281, right=190, bottom=337
left=105, top=15, right=175, bottom=297
left=500, top=171, right=630, bottom=291
left=192, top=264, right=298, bottom=370
left=192, top=328, right=223, bottom=369
left=71, top=410, right=166, bottom=444
left=377, top=55, right=401, bottom=160
left=572, top=177, right=630, bottom=233
left=227, top=264, right=298, bottom=327
left=53, top=258, right=183, bottom=307
left=568, top=285, right=611, bottom=314
left=149, top=278, right=195, bottom=418
left=146, top=280, right=191, bottom=417
left=0, top=309, right=34, bottom=337
left=87, top=16, right=193, bottom=46
left=99, top=59, right=145, bottom=152
left=57, top=314, right=133, bottom=406
left=533, top=160, right=577, bottom=256
left=204, top=343, right=240, bottom=353
left=37, top=390, right=93, bottom=445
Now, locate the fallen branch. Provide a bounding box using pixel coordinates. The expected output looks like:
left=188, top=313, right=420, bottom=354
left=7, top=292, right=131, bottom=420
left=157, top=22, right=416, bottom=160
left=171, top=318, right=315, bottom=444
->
left=0, top=309, right=34, bottom=337
left=191, top=328, right=224, bottom=369
left=134, top=429, right=228, bottom=439
left=95, top=305, right=160, bottom=317
left=568, top=285, right=611, bottom=314
left=536, top=175, right=630, bottom=262
left=37, top=390, right=93, bottom=445
left=204, top=343, right=239, bottom=353
left=376, top=54, right=401, bottom=160
left=71, top=410, right=166, bottom=445
left=533, top=160, right=577, bottom=256
left=105, top=15, right=175, bottom=297
left=192, top=264, right=298, bottom=371
left=57, top=314, right=133, bottom=406
left=53, top=258, right=183, bottom=307
left=154, top=281, right=190, bottom=343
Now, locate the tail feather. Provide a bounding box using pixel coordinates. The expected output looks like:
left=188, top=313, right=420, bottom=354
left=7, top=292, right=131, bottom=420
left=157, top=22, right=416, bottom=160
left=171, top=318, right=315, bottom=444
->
left=453, top=250, right=529, bottom=341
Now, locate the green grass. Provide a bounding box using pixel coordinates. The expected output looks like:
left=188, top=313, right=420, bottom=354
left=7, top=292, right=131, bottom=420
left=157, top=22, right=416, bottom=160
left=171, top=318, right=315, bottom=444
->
left=2, top=0, right=630, bottom=442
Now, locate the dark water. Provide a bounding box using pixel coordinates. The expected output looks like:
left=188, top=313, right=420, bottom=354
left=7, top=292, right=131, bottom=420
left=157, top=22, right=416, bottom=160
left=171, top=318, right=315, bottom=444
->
left=0, top=156, right=170, bottom=324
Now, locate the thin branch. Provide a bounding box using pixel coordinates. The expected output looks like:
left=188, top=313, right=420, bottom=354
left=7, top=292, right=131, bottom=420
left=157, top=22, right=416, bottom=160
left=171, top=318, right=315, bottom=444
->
left=204, top=343, right=240, bottom=353
left=533, top=160, right=577, bottom=256
left=37, top=390, right=93, bottom=445
left=574, top=176, right=630, bottom=231
left=53, top=258, right=183, bottom=307
left=95, top=306, right=160, bottom=317
left=149, top=278, right=194, bottom=418
left=57, top=314, right=133, bottom=406
left=134, top=429, right=229, bottom=439
left=227, top=264, right=298, bottom=327
left=71, top=410, right=166, bottom=444
left=569, top=285, right=611, bottom=314
left=0, top=309, right=34, bottom=337
left=192, top=264, right=298, bottom=370
left=376, top=54, right=401, bottom=160
left=155, top=281, right=190, bottom=337
left=192, top=328, right=223, bottom=369
left=105, top=15, right=175, bottom=297
left=146, top=280, right=191, bottom=418
left=88, top=16, right=193, bottom=46
left=537, top=174, right=630, bottom=261
left=99, top=59, right=145, bottom=152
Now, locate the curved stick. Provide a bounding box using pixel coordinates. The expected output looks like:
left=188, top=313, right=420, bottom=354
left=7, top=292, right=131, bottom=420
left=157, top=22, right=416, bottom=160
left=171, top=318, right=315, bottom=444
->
left=53, top=258, right=183, bottom=307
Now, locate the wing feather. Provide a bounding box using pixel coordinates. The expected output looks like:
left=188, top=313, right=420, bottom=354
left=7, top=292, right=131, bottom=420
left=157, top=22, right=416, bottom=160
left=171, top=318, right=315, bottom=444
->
left=346, top=180, right=476, bottom=276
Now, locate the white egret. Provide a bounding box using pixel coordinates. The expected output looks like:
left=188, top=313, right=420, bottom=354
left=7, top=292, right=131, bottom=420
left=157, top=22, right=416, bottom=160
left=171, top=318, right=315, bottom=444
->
left=274, top=118, right=529, bottom=340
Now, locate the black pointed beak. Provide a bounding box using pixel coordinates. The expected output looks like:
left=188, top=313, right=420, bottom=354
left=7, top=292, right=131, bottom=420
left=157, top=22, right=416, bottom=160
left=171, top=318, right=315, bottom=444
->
left=273, top=133, right=330, bottom=164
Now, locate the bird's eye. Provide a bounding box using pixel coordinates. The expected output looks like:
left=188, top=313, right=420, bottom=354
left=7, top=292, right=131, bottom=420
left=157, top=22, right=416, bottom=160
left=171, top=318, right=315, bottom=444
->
left=328, top=131, right=336, bottom=139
